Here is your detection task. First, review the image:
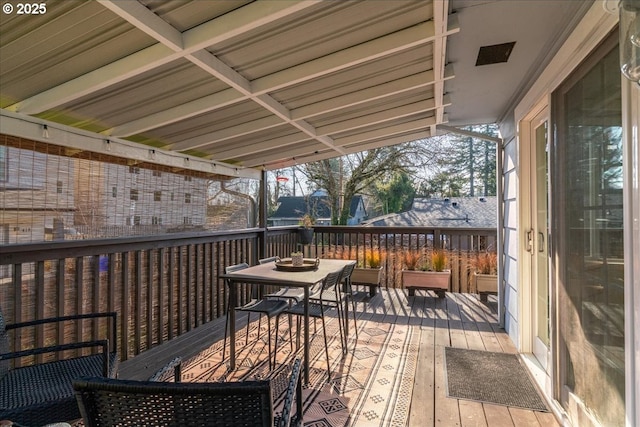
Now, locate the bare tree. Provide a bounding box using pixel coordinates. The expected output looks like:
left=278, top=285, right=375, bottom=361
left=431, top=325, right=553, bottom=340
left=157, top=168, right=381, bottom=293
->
left=299, top=139, right=445, bottom=224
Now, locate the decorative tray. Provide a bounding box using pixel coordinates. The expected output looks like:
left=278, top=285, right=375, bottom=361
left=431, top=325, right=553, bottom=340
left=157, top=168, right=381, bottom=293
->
left=275, top=258, right=320, bottom=272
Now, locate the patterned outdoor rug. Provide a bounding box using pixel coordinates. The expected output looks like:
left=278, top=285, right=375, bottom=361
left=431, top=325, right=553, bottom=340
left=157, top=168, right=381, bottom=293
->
left=444, top=347, right=549, bottom=412
left=182, top=314, right=420, bottom=427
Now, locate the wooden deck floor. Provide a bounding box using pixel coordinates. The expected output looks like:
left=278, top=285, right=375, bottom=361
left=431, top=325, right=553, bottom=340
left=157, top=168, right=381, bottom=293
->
left=120, top=288, right=559, bottom=427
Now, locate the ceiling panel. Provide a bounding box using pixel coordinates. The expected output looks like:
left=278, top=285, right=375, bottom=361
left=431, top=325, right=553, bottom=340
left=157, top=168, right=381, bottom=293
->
left=0, top=0, right=591, bottom=173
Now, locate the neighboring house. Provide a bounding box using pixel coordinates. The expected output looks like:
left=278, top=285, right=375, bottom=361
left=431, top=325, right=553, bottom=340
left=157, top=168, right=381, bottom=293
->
left=269, top=191, right=366, bottom=226
left=0, top=143, right=75, bottom=244
left=364, top=197, right=497, bottom=250
left=74, top=162, right=207, bottom=233
left=363, top=197, right=496, bottom=229
left=0, top=142, right=209, bottom=242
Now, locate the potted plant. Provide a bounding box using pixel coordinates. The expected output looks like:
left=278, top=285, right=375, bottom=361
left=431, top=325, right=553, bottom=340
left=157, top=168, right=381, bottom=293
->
left=298, top=214, right=315, bottom=245
left=471, top=251, right=498, bottom=301
left=351, top=249, right=384, bottom=297
left=401, top=249, right=451, bottom=298
left=290, top=250, right=304, bottom=266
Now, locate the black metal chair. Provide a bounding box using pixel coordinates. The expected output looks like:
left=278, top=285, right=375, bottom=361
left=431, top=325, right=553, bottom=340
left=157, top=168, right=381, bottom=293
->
left=277, top=270, right=343, bottom=377
left=222, top=263, right=289, bottom=370
left=73, top=358, right=303, bottom=427
left=325, top=262, right=358, bottom=348
left=307, top=263, right=358, bottom=352
left=0, top=308, right=118, bottom=426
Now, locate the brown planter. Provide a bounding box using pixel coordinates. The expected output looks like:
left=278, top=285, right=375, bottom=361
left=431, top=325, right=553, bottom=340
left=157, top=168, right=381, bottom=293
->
left=402, top=270, right=451, bottom=298
left=474, top=273, right=497, bottom=301
left=350, top=267, right=382, bottom=297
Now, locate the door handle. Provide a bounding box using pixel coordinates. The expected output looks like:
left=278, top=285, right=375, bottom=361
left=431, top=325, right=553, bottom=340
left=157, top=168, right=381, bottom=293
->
left=538, top=232, right=545, bottom=253
left=525, top=229, right=533, bottom=252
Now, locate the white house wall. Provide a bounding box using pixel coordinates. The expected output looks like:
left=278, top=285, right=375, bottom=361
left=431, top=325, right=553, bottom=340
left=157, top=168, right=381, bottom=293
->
left=501, top=135, right=519, bottom=344
left=506, top=1, right=637, bottom=426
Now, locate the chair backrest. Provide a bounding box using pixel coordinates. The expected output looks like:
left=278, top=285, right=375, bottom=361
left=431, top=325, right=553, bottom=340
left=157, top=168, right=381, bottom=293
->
left=225, top=263, right=263, bottom=300
left=341, top=262, right=356, bottom=281
left=340, top=262, right=356, bottom=292
left=317, top=270, right=343, bottom=300
left=225, top=263, right=250, bottom=274
left=258, top=256, right=280, bottom=264
left=74, top=377, right=274, bottom=427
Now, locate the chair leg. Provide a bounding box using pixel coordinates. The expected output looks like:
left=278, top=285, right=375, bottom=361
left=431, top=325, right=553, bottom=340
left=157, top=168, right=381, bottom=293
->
left=245, top=312, right=252, bottom=345
left=320, top=314, right=331, bottom=378
left=268, top=315, right=274, bottom=370
left=222, top=309, right=229, bottom=362
left=334, top=301, right=346, bottom=353
left=351, top=296, right=358, bottom=340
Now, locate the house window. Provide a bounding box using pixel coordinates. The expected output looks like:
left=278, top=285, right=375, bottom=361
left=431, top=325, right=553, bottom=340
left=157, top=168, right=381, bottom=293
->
left=56, top=181, right=63, bottom=194
left=133, top=215, right=141, bottom=225
left=154, top=191, right=162, bottom=202
left=171, top=192, right=174, bottom=201
left=152, top=216, right=162, bottom=225
left=183, top=217, right=192, bottom=225
left=152, top=170, right=161, bottom=177
left=130, top=189, right=138, bottom=201
left=184, top=175, right=192, bottom=182
left=185, top=193, right=191, bottom=203
left=112, top=187, right=117, bottom=198
left=129, top=166, right=140, bottom=174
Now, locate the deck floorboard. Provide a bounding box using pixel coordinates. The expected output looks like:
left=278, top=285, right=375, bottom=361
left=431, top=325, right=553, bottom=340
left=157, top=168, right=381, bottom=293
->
left=119, top=289, right=559, bottom=427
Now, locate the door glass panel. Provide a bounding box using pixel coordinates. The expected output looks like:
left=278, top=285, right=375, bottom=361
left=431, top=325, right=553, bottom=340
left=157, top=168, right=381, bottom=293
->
left=535, top=122, right=549, bottom=347
left=553, top=40, right=624, bottom=427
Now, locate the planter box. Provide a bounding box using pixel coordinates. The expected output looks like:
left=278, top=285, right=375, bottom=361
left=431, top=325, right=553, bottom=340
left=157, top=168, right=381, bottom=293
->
left=402, top=270, right=450, bottom=298
left=474, top=273, right=497, bottom=301
left=350, top=267, right=382, bottom=297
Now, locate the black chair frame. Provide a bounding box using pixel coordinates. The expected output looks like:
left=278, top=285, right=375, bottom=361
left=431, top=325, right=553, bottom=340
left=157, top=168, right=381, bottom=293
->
left=0, top=310, right=118, bottom=426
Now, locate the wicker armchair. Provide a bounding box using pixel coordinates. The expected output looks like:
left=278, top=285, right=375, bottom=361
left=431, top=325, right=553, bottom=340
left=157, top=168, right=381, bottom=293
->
left=0, top=309, right=118, bottom=426
left=74, top=358, right=303, bottom=427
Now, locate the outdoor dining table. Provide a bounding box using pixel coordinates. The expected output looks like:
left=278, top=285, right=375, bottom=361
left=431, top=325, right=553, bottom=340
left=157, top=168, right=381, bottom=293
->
left=220, top=258, right=356, bottom=383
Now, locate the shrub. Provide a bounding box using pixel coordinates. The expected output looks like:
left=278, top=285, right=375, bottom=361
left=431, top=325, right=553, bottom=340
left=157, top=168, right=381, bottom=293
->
left=430, top=250, right=448, bottom=272
left=471, top=251, right=497, bottom=275
left=402, top=250, right=421, bottom=270
left=365, top=250, right=382, bottom=268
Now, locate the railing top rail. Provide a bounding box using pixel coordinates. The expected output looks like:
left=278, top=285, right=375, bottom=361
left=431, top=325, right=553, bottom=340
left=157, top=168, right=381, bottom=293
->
left=1, top=228, right=266, bottom=264
left=1, top=225, right=496, bottom=265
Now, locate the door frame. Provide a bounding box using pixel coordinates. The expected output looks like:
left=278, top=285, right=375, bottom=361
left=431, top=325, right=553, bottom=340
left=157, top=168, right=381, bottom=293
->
left=518, top=98, right=555, bottom=397
left=518, top=97, right=551, bottom=358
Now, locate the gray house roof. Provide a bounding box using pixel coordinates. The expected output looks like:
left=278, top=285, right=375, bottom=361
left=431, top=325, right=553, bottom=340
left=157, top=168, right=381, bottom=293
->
left=363, top=197, right=497, bottom=229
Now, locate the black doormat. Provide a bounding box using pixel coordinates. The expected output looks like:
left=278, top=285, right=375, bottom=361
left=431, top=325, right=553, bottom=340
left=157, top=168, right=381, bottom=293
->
left=444, top=347, right=549, bottom=411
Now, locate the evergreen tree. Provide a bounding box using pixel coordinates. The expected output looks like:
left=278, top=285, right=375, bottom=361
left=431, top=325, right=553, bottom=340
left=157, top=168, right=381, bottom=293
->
left=437, top=124, right=497, bottom=196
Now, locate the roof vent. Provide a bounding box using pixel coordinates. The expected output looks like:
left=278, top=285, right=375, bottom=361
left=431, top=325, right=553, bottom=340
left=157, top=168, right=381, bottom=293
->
left=478, top=197, right=486, bottom=202
left=452, top=201, right=458, bottom=207
left=476, top=42, right=516, bottom=66
left=444, top=198, right=450, bottom=202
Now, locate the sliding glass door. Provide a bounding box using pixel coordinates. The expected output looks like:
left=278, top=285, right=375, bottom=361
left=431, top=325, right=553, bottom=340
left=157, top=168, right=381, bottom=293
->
left=552, top=31, right=624, bottom=426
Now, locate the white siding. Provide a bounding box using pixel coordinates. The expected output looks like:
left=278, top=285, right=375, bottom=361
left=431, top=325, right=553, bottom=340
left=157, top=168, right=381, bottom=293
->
left=502, top=136, right=519, bottom=344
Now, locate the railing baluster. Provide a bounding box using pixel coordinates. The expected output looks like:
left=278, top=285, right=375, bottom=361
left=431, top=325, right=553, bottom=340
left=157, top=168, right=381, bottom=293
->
left=1, top=226, right=495, bottom=363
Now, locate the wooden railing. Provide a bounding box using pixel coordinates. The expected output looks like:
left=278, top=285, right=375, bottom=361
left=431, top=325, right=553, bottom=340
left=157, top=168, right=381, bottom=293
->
left=0, top=225, right=495, bottom=364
